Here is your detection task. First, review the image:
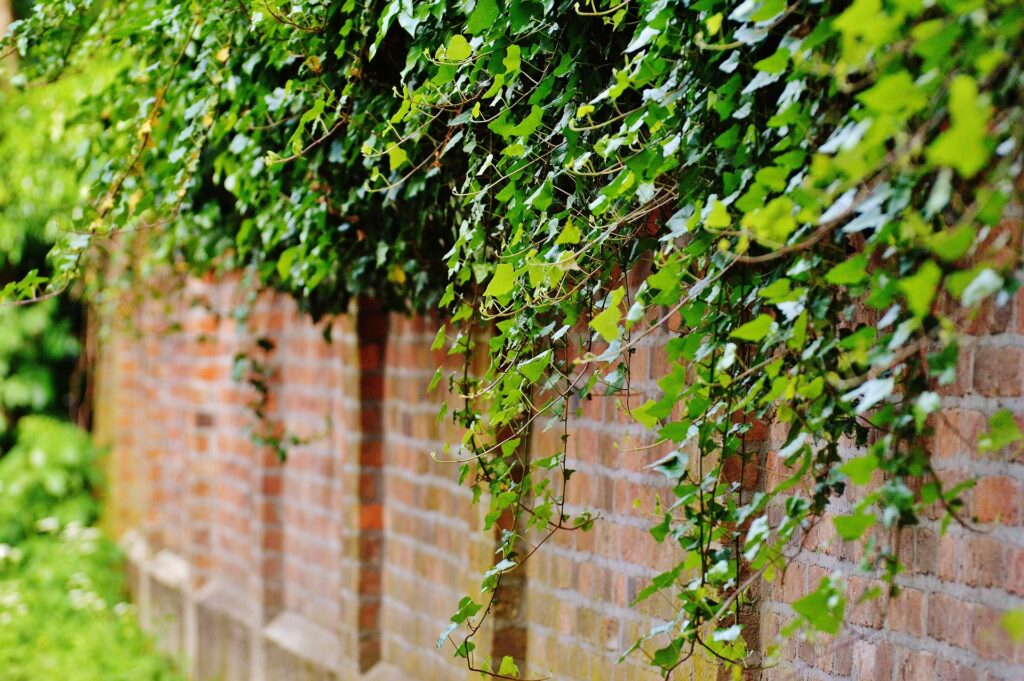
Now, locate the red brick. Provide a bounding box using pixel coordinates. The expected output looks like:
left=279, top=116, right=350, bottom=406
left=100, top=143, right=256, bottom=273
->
left=973, top=604, right=1015, bottom=663
left=961, top=535, right=1005, bottom=588
left=928, top=593, right=972, bottom=648
left=972, top=475, right=1021, bottom=525
left=889, top=588, right=925, bottom=636
left=973, top=346, right=1024, bottom=397
left=935, top=658, right=978, bottom=681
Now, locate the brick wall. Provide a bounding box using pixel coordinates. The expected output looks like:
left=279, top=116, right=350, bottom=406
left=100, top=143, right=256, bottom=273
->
left=93, top=273, right=1024, bottom=681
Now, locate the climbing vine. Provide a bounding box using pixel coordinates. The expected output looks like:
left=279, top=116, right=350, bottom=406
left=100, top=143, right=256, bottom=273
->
left=3, top=0, right=1024, bottom=677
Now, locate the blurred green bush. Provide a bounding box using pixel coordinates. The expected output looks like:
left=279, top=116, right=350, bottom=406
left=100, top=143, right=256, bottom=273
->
left=0, top=416, right=184, bottom=680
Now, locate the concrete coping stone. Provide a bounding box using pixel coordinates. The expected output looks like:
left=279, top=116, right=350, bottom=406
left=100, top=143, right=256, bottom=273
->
left=196, top=578, right=260, bottom=627
left=119, top=528, right=151, bottom=564
left=263, top=610, right=344, bottom=673
left=148, top=549, right=191, bottom=590
left=362, top=662, right=409, bottom=681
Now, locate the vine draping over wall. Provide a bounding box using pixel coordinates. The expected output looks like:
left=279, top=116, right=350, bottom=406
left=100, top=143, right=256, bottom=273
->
left=3, top=0, right=1023, bottom=676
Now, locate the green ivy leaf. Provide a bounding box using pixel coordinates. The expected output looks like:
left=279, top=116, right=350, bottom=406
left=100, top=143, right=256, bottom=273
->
left=978, top=410, right=1023, bottom=453
left=387, top=145, right=409, bottom=171
left=926, top=225, right=974, bottom=262
left=839, top=453, right=878, bottom=485
left=834, top=512, right=876, bottom=540
left=556, top=219, right=581, bottom=245
left=1003, top=610, right=1024, bottom=643
left=466, top=0, right=499, bottom=35
left=443, top=34, right=473, bottom=62
left=498, top=656, right=520, bottom=676
left=484, top=263, right=517, bottom=298
left=899, top=261, right=942, bottom=318
left=590, top=287, right=625, bottom=342
left=927, top=75, right=991, bottom=178
left=792, top=578, right=845, bottom=635
left=518, top=350, right=552, bottom=384
left=730, top=314, right=774, bottom=342
left=825, top=254, right=868, bottom=285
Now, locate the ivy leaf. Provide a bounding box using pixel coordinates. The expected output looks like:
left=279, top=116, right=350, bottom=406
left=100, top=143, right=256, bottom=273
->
left=834, top=512, right=876, bottom=540
left=857, top=71, right=926, bottom=115
left=741, top=197, right=797, bottom=247
left=510, top=105, right=543, bottom=137
left=450, top=596, right=482, bottom=624
left=839, top=453, right=878, bottom=485
left=706, top=200, right=731, bottom=228
left=792, top=579, right=845, bottom=635
left=898, top=261, right=941, bottom=318
left=498, top=656, right=520, bottom=676
left=754, top=48, right=789, bottom=74
left=556, top=219, right=581, bottom=245
left=436, top=621, right=458, bottom=648
left=927, top=75, right=991, bottom=178
left=590, top=287, right=625, bottom=342
left=466, top=0, right=499, bottom=35
left=978, top=410, right=1022, bottom=454
left=277, top=246, right=300, bottom=280
left=841, top=377, right=894, bottom=415
left=484, top=264, right=517, bottom=298
left=387, top=145, right=409, bottom=171
left=825, top=254, right=868, bottom=285
left=1003, top=611, right=1024, bottom=643
left=925, top=225, right=974, bottom=262
left=518, top=350, right=552, bottom=384
left=443, top=34, right=473, bottom=62
left=730, top=314, right=774, bottom=342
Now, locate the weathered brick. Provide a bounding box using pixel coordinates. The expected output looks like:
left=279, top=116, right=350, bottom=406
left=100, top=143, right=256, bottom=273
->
left=972, top=475, right=1022, bottom=525
left=889, top=588, right=925, bottom=636
left=973, top=346, right=1024, bottom=397
left=928, top=593, right=973, bottom=648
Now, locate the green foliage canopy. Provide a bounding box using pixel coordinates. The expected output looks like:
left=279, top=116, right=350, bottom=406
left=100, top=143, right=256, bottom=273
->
left=3, top=0, right=1023, bottom=675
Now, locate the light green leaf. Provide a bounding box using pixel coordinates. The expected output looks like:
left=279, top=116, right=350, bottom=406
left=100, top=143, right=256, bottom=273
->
left=556, top=219, right=581, bottom=245
left=706, top=200, right=731, bottom=228
left=927, top=75, right=991, bottom=178
left=730, top=314, right=774, bottom=342
left=518, top=350, right=552, bottom=384
left=741, top=197, right=796, bottom=247
left=1003, top=610, right=1024, bottom=643
left=839, top=453, right=878, bottom=485
left=857, top=71, right=926, bottom=115
left=387, top=145, right=409, bottom=171
left=590, top=287, right=625, bottom=342
left=825, top=254, right=868, bottom=285
left=510, top=105, right=543, bottom=137
left=445, top=34, right=473, bottom=62
left=899, top=261, right=941, bottom=318
left=793, top=578, right=845, bottom=635
left=834, top=512, right=876, bottom=540
left=277, top=246, right=300, bottom=280
left=978, top=410, right=1022, bottom=453
left=498, top=656, right=520, bottom=677
left=926, top=225, right=974, bottom=262
left=754, top=48, right=789, bottom=74
left=484, top=263, right=517, bottom=298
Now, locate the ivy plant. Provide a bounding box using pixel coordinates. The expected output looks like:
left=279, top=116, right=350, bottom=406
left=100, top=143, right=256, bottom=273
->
left=3, top=0, right=1023, bottom=677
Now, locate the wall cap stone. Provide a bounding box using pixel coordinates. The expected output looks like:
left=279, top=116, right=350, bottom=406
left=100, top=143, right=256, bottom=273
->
left=263, top=610, right=343, bottom=672
left=149, top=549, right=191, bottom=590
left=196, top=578, right=260, bottom=627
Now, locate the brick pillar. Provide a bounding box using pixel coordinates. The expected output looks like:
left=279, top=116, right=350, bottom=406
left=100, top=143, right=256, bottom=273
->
left=355, top=297, right=388, bottom=671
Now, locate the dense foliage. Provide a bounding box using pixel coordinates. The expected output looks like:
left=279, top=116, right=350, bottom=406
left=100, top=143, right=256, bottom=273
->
left=0, top=73, right=90, bottom=443
left=0, top=417, right=183, bottom=680
left=4, top=0, right=1023, bottom=676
